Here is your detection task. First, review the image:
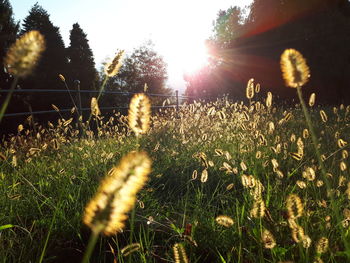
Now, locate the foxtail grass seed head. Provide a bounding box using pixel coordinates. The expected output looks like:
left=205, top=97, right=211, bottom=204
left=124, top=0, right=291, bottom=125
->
left=4, top=30, right=45, bottom=77
left=58, top=74, right=65, bottom=82
left=262, top=229, right=276, bottom=249
left=266, top=92, right=273, bottom=108
left=91, top=97, right=101, bottom=116
left=200, top=169, right=208, bottom=183
left=83, top=151, right=151, bottom=235
left=303, top=129, right=309, bottom=139
left=215, top=215, right=234, bottom=227
left=246, top=78, right=255, bottom=99
left=338, top=139, right=348, bottom=148
left=250, top=199, right=266, bottom=218
left=316, top=237, right=329, bottom=254
left=191, top=170, right=198, bottom=180
left=340, top=161, right=347, bottom=172
left=319, top=110, right=328, bottom=122
left=280, top=49, right=310, bottom=88
left=255, top=83, right=261, bottom=93
left=128, top=93, right=151, bottom=136
left=104, top=49, right=124, bottom=77
left=302, top=235, right=312, bottom=248
left=143, top=83, right=148, bottom=92
left=291, top=224, right=305, bottom=243
left=173, top=243, right=189, bottom=263
left=52, top=104, right=60, bottom=112
left=309, top=93, right=316, bottom=107
left=286, top=194, right=303, bottom=219
left=121, top=243, right=141, bottom=257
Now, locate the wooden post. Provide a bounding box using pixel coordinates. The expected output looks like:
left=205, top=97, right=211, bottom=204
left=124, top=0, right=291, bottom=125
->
left=74, top=80, right=83, bottom=136
left=176, top=90, right=179, bottom=111
left=75, top=80, right=82, bottom=116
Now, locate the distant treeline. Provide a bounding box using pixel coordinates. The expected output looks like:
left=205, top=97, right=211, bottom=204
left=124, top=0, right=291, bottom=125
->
left=0, top=1, right=169, bottom=135
left=185, top=0, right=350, bottom=105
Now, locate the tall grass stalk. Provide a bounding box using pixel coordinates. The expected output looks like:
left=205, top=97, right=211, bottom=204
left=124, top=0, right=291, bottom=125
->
left=296, top=85, right=350, bottom=257
left=0, top=77, right=18, bottom=124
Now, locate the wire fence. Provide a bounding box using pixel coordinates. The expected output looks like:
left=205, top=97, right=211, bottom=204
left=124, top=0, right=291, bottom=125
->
left=1, top=88, right=193, bottom=118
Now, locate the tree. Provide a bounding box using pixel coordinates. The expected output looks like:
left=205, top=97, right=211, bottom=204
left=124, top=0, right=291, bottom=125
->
left=104, top=41, right=170, bottom=107
left=204, top=0, right=350, bottom=104
left=20, top=3, right=69, bottom=111
left=67, top=23, right=97, bottom=90
left=210, top=7, right=246, bottom=49
left=67, top=23, right=98, bottom=110
left=0, top=0, right=19, bottom=88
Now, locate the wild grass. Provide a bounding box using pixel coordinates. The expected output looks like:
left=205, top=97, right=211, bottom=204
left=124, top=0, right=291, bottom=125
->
left=1, top=92, right=350, bottom=262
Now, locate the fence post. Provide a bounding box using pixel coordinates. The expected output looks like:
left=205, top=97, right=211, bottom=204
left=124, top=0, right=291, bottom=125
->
left=74, top=80, right=83, bottom=136
left=74, top=80, right=82, bottom=116
left=176, top=90, right=179, bottom=111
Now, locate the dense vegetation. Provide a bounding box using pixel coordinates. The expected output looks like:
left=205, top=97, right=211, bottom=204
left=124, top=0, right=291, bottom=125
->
left=1, top=84, right=350, bottom=262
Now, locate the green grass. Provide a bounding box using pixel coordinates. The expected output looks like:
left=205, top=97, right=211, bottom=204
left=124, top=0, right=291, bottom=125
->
left=1, top=97, right=350, bottom=263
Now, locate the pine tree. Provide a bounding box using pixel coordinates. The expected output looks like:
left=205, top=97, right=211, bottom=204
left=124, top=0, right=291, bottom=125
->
left=20, top=3, right=69, bottom=111
left=0, top=0, right=19, bottom=88
left=67, top=23, right=97, bottom=91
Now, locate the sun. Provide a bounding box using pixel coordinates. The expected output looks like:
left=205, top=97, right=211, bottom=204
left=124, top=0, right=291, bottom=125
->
left=162, top=39, right=210, bottom=79
left=180, top=41, right=210, bottom=74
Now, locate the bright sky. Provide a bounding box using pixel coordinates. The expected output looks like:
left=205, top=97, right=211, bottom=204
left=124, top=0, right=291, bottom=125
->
left=11, top=0, right=252, bottom=92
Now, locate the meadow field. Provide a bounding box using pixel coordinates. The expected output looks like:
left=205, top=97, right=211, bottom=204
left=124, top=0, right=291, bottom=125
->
left=1, top=85, right=350, bottom=262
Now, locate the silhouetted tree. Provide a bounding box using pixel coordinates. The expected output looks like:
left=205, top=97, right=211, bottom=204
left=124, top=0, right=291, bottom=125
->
left=20, top=3, right=69, bottom=111
left=104, top=41, right=170, bottom=107
left=67, top=23, right=98, bottom=110
left=67, top=23, right=97, bottom=90
left=0, top=0, right=19, bottom=89
left=199, top=0, right=350, bottom=104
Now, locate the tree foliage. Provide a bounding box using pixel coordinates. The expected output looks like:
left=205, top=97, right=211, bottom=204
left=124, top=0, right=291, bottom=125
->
left=104, top=41, right=170, bottom=107
left=20, top=3, right=69, bottom=111
left=186, top=0, right=350, bottom=104
left=0, top=0, right=18, bottom=88
left=67, top=23, right=97, bottom=90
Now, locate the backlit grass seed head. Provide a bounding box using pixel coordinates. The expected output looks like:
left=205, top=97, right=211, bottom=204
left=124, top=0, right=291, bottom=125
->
left=4, top=30, right=45, bottom=77
left=302, top=235, right=312, bottom=248
left=319, top=110, right=328, bottom=122
left=262, top=229, right=276, bottom=249
left=280, top=49, right=310, bottom=88
left=91, top=97, right=101, bottom=116
left=266, top=92, right=273, bottom=108
left=200, top=169, right=208, bottom=183
left=340, top=161, right=347, bottom=172
left=303, top=129, right=309, bottom=139
left=173, top=243, right=189, bottom=263
left=296, top=180, right=307, bottom=189
left=58, top=74, right=65, bottom=82
left=338, top=139, right=348, bottom=148
left=121, top=243, right=141, bottom=257
left=128, top=93, right=151, bottom=136
left=215, top=215, right=234, bottom=227
left=255, top=83, right=261, bottom=93
left=104, top=49, right=124, bottom=77
left=226, top=183, right=234, bottom=190
left=191, top=170, right=198, bottom=180
left=240, top=161, right=247, bottom=171
left=250, top=199, right=266, bottom=218
left=83, top=151, right=151, bottom=235
left=316, top=237, right=329, bottom=254
left=246, top=78, right=255, bottom=99
left=309, top=93, right=316, bottom=107
left=286, top=194, right=303, bottom=219
left=291, top=224, right=305, bottom=243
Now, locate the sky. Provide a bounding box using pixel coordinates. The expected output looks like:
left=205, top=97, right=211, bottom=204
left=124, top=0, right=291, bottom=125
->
left=10, top=0, right=252, bottom=93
